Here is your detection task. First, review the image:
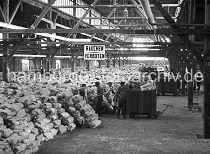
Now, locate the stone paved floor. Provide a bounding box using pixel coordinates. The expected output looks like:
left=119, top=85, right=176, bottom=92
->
left=36, top=93, right=210, bottom=154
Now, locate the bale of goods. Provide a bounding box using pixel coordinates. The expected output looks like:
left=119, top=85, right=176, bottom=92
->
left=0, top=81, right=101, bottom=154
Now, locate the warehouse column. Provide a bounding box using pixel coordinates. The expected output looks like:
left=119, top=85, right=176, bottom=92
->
left=203, top=0, right=210, bottom=138
left=113, top=57, right=116, bottom=67
left=187, top=62, right=194, bottom=109
left=2, top=0, right=10, bottom=82
left=71, top=56, right=76, bottom=72
left=106, top=58, right=110, bottom=68
left=78, top=59, right=81, bottom=67
left=181, top=64, right=187, bottom=95
left=122, top=57, right=125, bottom=66
left=126, top=58, right=129, bottom=65
left=2, top=53, right=9, bottom=82
left=106, top=54, right=110, bottom=68
left=129, top=58, right=132, bottom=65
left=118, top=57, right=121, bottom=67
left=46, top=54, right=51, bottom=73
left=33, top=59, right=37, bottom=70
left=86, top=61, right=90, bottom=71
left=98, top=60, right=101, bottom=68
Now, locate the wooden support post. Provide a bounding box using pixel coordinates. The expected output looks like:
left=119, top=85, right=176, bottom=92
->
left=129, top=58, right=132, bottom=65
left=12, top=57, right=15, bottom=72
left=118, top=57, right=121, bottom=67
left=181, top=65, right=187, bottom=95
left=98, top=60, right=101, bottom=68
left=86, top=60, right=90, bottom=71
left=203, top=0, right=210, bottom=138
left=71, top=57, right=75, bottom=72
left=113, top=57, right=116, bottom=67
left=2, top=54, right=9, bottom=82
left=126, top=58, right=129, bottom=65
left=187, top=64, right=194, bottom=109
left=122, top=58, right=125, bottom=66
left=2, top=0, right=10, bottom=82
left=71, top=58, right=75, bottom=72
left=33, top=59, right=37, bottom=70
left=46, top=54, right=51, bottom=73
left=106, top=59, right=110, bottom=68
left=78, top=59, right=81, bottom=67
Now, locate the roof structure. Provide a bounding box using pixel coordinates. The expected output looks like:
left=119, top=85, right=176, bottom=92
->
left=0, top=0, right=206, bottom=60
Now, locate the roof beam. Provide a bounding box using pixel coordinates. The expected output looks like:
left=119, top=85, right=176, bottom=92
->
left=0, top=22, right=91, bottom=43
left=9, top=0, right=22, bottom=24
left=105, top=20, right=123, bottom=41
left=30, top=0, right=57, bottom=29
left=73, top=16, right=176, bottom=20
left=0, top=6, right=6, bottom=22
left=53, top=4, right=180, bottom=8
left=41, top=17, right=105, bottom=42
left=91, top=7, right=116, bottom=41
left=110, top=53, right=164, bottom=57
left=66, top=0, right=99, bottom=38
left=0, top=26, right=209, bottom=35
left=151, top=0, right=203, bottom=62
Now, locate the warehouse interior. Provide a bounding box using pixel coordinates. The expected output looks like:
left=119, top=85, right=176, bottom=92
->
left=0, top=0, right=210, bottom=153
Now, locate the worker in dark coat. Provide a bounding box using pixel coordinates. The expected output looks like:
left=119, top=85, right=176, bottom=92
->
left=116, top=81, right=128, bottom=119
left=79, top=83, right=88, bottom=100
left=95, top=81, right=104, bottom=116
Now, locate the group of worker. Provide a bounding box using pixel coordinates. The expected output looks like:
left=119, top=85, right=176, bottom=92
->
left=94, top=80, right=129, bottom=119
left=79, top=79, right=140, bottom=119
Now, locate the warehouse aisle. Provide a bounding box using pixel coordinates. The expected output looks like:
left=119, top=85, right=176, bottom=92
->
left=36, top=94, right=210, bottom=154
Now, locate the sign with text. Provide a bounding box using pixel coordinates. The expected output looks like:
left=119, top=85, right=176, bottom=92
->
left=84, top=45, right=106, bottom=60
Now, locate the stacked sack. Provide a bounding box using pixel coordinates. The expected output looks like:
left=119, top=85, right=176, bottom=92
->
left=50, top=85, right=102, bottom=128
left=72, top=95, right=101, bottom=128
left=0, top=81, right=101, bottom=154
left=0, top=93, right=43, bottom=153
left=0, top=117, right=13, bottom=154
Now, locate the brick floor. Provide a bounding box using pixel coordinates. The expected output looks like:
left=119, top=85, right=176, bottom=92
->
left=36, top=93, right=210, bottom=154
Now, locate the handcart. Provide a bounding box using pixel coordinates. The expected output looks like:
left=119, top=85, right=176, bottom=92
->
left=126, top=89, right=173, bottom=119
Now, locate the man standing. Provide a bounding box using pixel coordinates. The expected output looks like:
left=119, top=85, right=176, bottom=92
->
left=79, top=83, right=88, bottom=100
left=105, top=81, right=115, bottom=114
left=95, top=81, right=104, bottom=116
left=116, top=81, right=127, bottom=119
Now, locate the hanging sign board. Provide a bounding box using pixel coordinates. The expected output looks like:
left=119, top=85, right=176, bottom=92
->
left=84, top=45, right=105, bottom=60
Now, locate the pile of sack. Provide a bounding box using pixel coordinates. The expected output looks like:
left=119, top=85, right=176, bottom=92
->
left=0, top=81, right=101, bottom=154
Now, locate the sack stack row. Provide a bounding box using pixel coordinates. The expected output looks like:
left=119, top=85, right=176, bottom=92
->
left=0, top=81, right=101, bottom=154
